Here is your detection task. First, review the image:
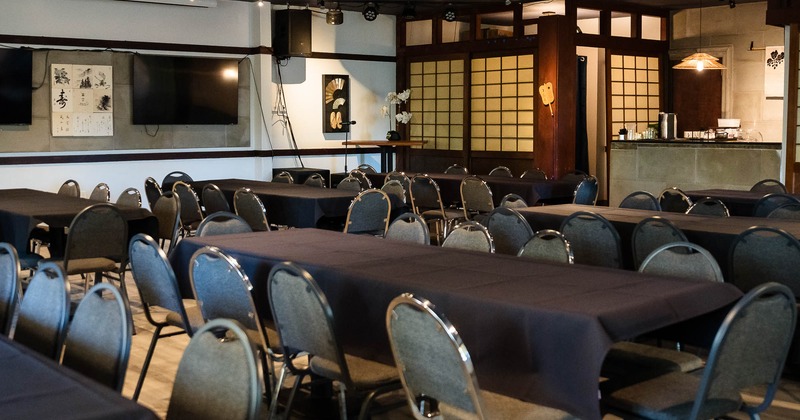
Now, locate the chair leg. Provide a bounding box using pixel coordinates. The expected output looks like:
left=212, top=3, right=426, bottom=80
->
left=336, top=383, right=348, bottom=420
left=133, top=324, right=163, bottom=401
left=269, top=365, right=289, bottom=420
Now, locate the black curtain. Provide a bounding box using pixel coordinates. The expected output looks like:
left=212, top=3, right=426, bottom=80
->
left=575, top=55, right=590, bottom=174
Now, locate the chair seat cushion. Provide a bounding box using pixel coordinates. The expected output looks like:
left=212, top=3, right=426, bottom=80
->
left=603, top=341, right=705, bottom=380
left=165, top=299, right=205, bottom=333
left=478, top=390, right=578, bottom=420
left=310, top=353, right=398, bottom=388
left=49, top=257, right=118, bottom=275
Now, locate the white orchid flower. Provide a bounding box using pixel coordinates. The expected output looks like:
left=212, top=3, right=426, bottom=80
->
left=397, top=89, right=411, bottom=102
left=380, top=105, right=390, bottom=117
left=395, top=111, right=413, bottom=124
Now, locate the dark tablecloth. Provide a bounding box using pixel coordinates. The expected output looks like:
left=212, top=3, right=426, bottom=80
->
left=685, top=188, right=800, bottom=216
left=0, top=335, right=156, bottom=419
left=169, top=228, right=742, bottom=419
left=271, top=167, right=331, bottom=185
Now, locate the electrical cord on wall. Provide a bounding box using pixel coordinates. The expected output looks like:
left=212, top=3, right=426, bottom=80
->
left=273, top=57, right=304, bottom=168
left=244, top=55, right=275, bottom=152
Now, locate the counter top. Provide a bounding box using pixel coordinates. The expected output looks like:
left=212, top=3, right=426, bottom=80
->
left=611, top=140, right=781, bottom=149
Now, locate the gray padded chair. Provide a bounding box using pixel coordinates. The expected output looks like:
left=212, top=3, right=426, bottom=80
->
left=196, top=212, right=253, bottom=237
left=639, top=242, right=724, bottom=282
left=128, top=233, right=203, bottom=401
left=349, top=169, right=373, bottom=190
left=750, top=178, right=787, bottom=194
left=686, top=197, right=729, bottom=217
left=444, top=163, right=468, bottom=174
left=272, top=171, right=294, bottom=184
left=13, top=262, right=69, bottom=360
left=0, top=243, right=20, bottom=336
left=384, top=171, right=411, bottom=203
left=572, top=176, right=599, bottom=205
left=485, top=207, right=534, bottom=255
left=89, top=182, right=111, bottom=202
left=460, top=175, right=494, bottom=223
left=144, top=177, right=162, bottom=210
left=343, top=189, right=391, bottom=236
left=517, top=229, right=574, bottom=264
left=409, top=174, right=463, bottom=245
left=337, top=175, right=364, bottom=192
left=172, top=181, right=204, bottom=237
left=116, top=187, right=142, bottom=208
left=442, top=221, right=495, bottom=253
left=162, top=171, right=193, bottom=190
left=560, top=211, right=622, bottom=268
left=499, top=193, right=528, bottom=209
left=631, top=216, right=689, bottom=269
left=767, top=202, right=800, bottom=220
left=268, top=262, right=402, bottom=420
left=729, top=226, right=800, bottom=296
left=61, top=282, right=132, bottom=392
left=166, top=318, right=262, bottom=420
left=201, top=183, right=231, bottom=214
left=658, top=187, right=693, bottom=213
left=303, top=173, right=327, bottom=188
left=619, top=191, right=661, bottom=211
left=233, top=187, right=271, bottom=232
left=520, top=168, right=547, bottom=180
left=752, top=193, right=800, bottom=218
left=604, top=282, right=797, bottom=420
left=386, top=293, right=576, bottom=420
left=385, top=212, right=430, bottom=245
left=152, top=192, right=182, bottom=254
left=381, top=179, right=406, bottom=204
left=357, top=163, right=377, bottom=174
left=488, top=165, right=513, bottom=177
left=58, top=179, right=81, bottom=197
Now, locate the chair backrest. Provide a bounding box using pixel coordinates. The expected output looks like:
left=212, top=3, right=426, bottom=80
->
left=750, top=178, right=787, bottom=194
left=152, top=192, right=181, bottom=252
left=729, top=226, right=800, bottom=296
left=767, top=202, right=800, bottom=220
left=409, top=174, right=446, bottom=216
left=162, top=171, right=193, bottom=189
left=520, top=168, right=547, bottom=180
left=201, top=183, right=231, bottom=214
left=639, top=242, right=724, bottom=282
left=172, top=181, right=204, bottom=230
left=752, top=193, right=800, bottom=218
left=348, top=169, right=373, bottom=190
left=517, top=229, right=574, bottom=264
left=58, top=179, right=81, bottom=197
left=272, top=171, right=294, bottom=184
left=442, top=221, right=494, bottom=253
left=381, top=179, right=406, bottom=204
left=144, top=177, right=163, bottom=210
left=196, top=212, right=253, bottom=237
left=62, top=283, right=132, bottom=392
left=303, top=173, right=327, bottom=188
left=386, top=293, right=487, bottom=417
left=385, top=170, right=410, bottom=187
left=560, top=170, right=588, bottom=184
left=488, top=166, right=513, bottom=177
left=337, top=175, right=363, bottom=192
left=167, top=318, right=261, bottom=420
left=116, top=187, right=142, bottom=208
left=128, top=234, right=194, bottom=336
left=631, top=216, right=688, bottom=269
left=485, top=207, right=534, bottom=255
left=689, top=283, right=796, bottom=420
left=90, top=182, right=111, bottom=202
left=0, top=243, right=20, bottom=336
left=64, top=203, right=128, bottom=271
left=560, top=211, right=622, bottom=268
left=444, top=164, right=468, bottom=174
left=499, top=193, right=528, bottom=209
left=658, top=187, right=693, bottom=213
left=233, top=188, right=270, bottom=232
left=14, top=262, right=69, bottom=360
left=460, top=175, right=494, bottom=220
left=686, top=197, right=729, bottom=217
left=572, top=176, right=599, bottom=205
left=386, top=212, right=430, bottom=245
left=344, top=189, right=391, bottom=236
left=619, top=190, right=661, bottom=211
left=357, top=163, right=377, bottom=174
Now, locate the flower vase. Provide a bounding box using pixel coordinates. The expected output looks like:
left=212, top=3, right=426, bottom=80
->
left=386, top=130, right=401, bottom=140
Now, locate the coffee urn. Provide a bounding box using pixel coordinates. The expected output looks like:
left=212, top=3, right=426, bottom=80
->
left=659, top=112, right=677, bottom=139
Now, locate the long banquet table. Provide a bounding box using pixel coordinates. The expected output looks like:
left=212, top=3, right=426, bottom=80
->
left=685, top=188, right=800, bottom=216
left=169, top=228, right=742, bottom=419
left=0, top=335, right=156, bottom=419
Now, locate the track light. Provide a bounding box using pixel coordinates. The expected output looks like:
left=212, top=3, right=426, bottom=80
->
left=402, top=2, right=416, bottom=20
left=326, top=8, right=343, bottom=25
left=443, top=4, right=456, bottom=22
left=363, top=2, right=378, bottom=21
left=256, top=0, right=263, bottom=6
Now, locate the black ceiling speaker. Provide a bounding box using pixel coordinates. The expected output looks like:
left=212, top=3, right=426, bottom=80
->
left=273, top=9, right=312, bottom=59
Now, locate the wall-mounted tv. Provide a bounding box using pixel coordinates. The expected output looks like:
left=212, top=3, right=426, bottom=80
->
left=0, top=49, right=33, bottom=125
left=132, top=55, right=239, bottom=125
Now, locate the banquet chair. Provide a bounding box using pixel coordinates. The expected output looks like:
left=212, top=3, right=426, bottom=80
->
left=750, top=178, right=787, bottom=194
left=520, top=168, right=548, bottom=180
left=162, top=171, right=193, bottom=190
left=303, top=172, right=327, bottom=188
left=344, top=189, right=391, bottom=236
left=29, top=179, right=81, bottom=252
left=272, top=170, right=294, bottom=184
left=233, top=188, right=271, bottom=232
left=0, top=243, right=21, bottom=336
left=13, top=262, right=69, bottom=360
left=517, top=229, right=574, bottom=264
left=410, top=174, right=464, bottom=245
left=166, top=318, right=262, bottom=420
left=442, top=221, right=495, bottom=253
left=444, top=163, right=468, bottom=174
left=89, top=182, right=111, bottom=202
left=560, top=170, right=588, bottom=184
left=639, top=242, right=724, bottom=282
left=115, top=187, right=142, bottom=208
left=386, top=293, right=576, bottom=420
left=729, top=226, right=800, bottom=295
left=172, top=181, right=204, bottom=237
left=752, top=193, right=800, bottom=217
left=485, top=207, right=533, bottom=255
left=499, top=193, right=528, bottom=209
left=196, top=212, right=253, bottom=237
left=200, top=183, right=230, bottom=214
left=337, top=175, right=363, bottom=192
left=152, top=192, right=182, bottom=254
left=658, top=187, right=693, bottom=213
left=128, top=233, right=203, bottom=401
left=384, top=171, right=411, bottom=204
left=631, top=216, right=688, bottom=269
left=488, top=165, right=513, bottom=177
left=619, top=190, right=661, bottom=211
left=349, top=169, right=373, bottom=190
left=603, top=282, right=796, bottom=420
left=460, top=175, right=494, bottom=223
left=686, top=197, right=730, bottom=217
left=144, top=177, right=163, bottom=210
left=385, top=212, right=430, bottom=245
left=58, top=179, right=81, bottom=197
left=560, top=211, right=622, bottom=268
left=380, top=179, right=406, bottom=204
left=572, top=176, right=598, bottom=205
left=357, top=163, right=377, bottom=174
left=767, top=202, right=800, bottom=219
left=61, top=282, right=132, bottom=392
left=267, top=262, right=402, bottom=420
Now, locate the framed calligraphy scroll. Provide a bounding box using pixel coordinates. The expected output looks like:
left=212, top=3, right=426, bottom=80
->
left=51, top=64, right=113, bottom=136
left=323, top=74, right=350, bottom=133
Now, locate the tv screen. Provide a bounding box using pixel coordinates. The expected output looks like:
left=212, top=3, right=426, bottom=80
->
left=132, top=55, right=239, bottom=125
left=0, top=49, right=33, bottom=125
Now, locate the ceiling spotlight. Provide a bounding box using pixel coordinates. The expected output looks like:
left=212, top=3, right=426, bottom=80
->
left=326, top=8, right=343, bottom=25
left=402, top=2, right=416, bottom=20
left=443, top=4, right=456, bottom=22
left=257, top=0, right=263, bottom=6
left=363, top=2, right=379, bottom=21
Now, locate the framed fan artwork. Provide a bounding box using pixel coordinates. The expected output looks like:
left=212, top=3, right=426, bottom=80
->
left=323, top=74, right=350, bottom=133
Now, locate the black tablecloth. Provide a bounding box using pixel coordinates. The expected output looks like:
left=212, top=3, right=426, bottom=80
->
left=685, top=188, right=800, bottom=216
left=271, top=167, right=331, bottom=185
left=0, top=335, right=156, bottom=419
left=169, top=228, right=741, bottom=419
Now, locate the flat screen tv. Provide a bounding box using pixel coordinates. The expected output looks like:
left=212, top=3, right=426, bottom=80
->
left=132, top=55, right=239, bottom=125
left=0, top=49, right=33, bottom=125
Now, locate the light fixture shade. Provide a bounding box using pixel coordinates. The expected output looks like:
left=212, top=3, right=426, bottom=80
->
left=672, top=52, right=726, bottom=71
left=326, top=9, right=343, bottom=25
left=363, top=2, right=378, bottom=21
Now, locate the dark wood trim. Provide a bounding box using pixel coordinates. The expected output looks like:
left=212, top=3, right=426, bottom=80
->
left=309, top=52, right=396, bottom=63
left=270, top=147, right=380, bottom=157
left=786, top=24, right=799, bottom=192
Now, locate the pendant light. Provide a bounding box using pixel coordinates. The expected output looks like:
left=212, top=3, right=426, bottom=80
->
left=673, top=1, right=726, bottom=71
